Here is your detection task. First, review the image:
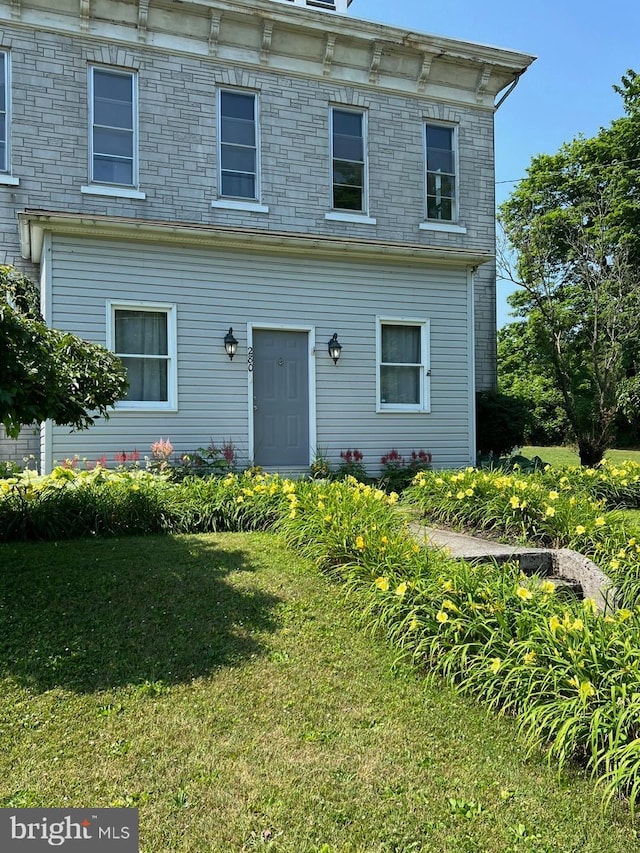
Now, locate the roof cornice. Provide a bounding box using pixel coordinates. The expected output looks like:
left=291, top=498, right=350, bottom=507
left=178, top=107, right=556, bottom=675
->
left=18, top=210, right=493, bottom=267
left=1, top=0, right=535, bottom=109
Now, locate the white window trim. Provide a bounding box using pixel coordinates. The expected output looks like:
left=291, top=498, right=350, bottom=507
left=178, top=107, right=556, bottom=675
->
left=419, top=220, right=466, bottom=235
left=107, top=300, right=177, bottom=412
left=217, top=87, right=261, bottom=203
left=424, top=121, right=459, bottom=225
left=376, top=316, right=431, bottom=413
left=325, top=211, right=376, bottom=225
left=330, top=106, right=369, bottom=216
left=0, top=51, right=12, bottom=177
left=211, top=199, right=268, bottom=213
left=89, top=66, right=139, bottom=190
left=81, top=185, right=146, bottom=200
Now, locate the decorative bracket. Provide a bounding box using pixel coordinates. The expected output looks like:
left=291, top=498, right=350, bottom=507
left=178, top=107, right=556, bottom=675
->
left=80, top=0, right=90, bottom=33
left=417, top=52, right=433, bottom=93
left=475, top=64, right=492, bottom=103
left=11, top=0, right=21, bottom=20
left=323, top=33, right=336, bottom=76
left=369, top=41, right=383, bottom=83
left=138, top=0, right=149, bottom=43
left=260, top=20, right=274, bottom=64
left=208, top=11, right=221, bottom=57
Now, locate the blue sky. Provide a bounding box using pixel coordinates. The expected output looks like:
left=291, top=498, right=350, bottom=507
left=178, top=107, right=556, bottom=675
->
left=354, top=0, right=640, bottom=326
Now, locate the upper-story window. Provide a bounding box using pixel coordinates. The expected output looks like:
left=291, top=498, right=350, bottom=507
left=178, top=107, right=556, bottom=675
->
left=425, top=124, right=457, bottom=222
left=331, top=108, right=367, bottom=212
left=219, top=90, right=259, bottom=201
left=0, top=51, right=9, bottom=174
left=90, top=67, right=137, bottom=187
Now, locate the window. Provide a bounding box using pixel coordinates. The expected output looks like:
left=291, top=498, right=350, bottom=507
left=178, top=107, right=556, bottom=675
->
left=331, top=108, right=366, bottom=212
left=425, top=124, right=456, bottom=222
left=109, top=303, right=176, bottom=409
left=90, top=67, right=137, bottom=187
left=377, top=319, right=430, bottom=412
left=219, top=89, right=258, bottom=200
left=0, top=51, right=9, bottom=173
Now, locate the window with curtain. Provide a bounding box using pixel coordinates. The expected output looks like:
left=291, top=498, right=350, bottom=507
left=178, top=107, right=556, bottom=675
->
left=91, top=67, right=136, bottom=186
left=425, top=123, right=456, bottom=222
left=331, top=108, right=365, bottom=211
left=113, top=308, right=170, bottom=403
left=219, top=90, right=258, bottom=200
left=379, top=321, right=429, bottom=410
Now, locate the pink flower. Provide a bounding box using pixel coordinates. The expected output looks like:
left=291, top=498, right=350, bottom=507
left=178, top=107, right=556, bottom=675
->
left=151, top=438, right=173, bottom=461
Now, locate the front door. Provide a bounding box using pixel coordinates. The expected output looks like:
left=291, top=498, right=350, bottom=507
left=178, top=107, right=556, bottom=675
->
left=252, top=329, right=310, bottom=467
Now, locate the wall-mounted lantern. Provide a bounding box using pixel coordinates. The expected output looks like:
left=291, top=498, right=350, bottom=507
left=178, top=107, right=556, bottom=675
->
left=224, top=327, right=238, bottom=361
left=328, top=332, right=342, bottom=365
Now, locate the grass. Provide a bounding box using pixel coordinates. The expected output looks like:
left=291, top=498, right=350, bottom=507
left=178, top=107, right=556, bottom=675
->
left=520, top=446, right=640, bottom=468
left=1, top=533, right=639, bottom=852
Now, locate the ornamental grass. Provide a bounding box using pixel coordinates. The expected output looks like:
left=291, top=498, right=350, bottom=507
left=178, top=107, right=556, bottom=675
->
left=4, top=467, right=640, bottom=812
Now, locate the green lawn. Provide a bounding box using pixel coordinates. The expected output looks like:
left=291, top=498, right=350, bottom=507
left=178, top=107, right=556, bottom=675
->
left=0, top=533, right=637, bottom=852
left=520, top=446, right=640, bottom=468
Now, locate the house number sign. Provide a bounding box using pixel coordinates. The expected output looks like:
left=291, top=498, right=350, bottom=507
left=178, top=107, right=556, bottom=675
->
left=247, top=346, right=254, bottom=372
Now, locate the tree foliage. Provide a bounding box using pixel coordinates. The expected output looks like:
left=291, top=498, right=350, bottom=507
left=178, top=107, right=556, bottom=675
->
left=499, top=70, right=640, bottom=466
left=0, top=265, right=128, bottom=439
left=497, top=322, right=570, bottom=446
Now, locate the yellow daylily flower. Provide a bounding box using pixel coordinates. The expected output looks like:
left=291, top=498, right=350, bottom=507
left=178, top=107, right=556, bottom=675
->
left=375, top=577, right=390, bottom=591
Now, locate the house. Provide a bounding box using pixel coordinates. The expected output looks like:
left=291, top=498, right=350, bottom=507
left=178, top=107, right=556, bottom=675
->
left=0, top=0, right=534, bottom=474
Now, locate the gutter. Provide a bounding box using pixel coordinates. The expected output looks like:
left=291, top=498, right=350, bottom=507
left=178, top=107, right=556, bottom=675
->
left=494, top=70, right=524, bottom=111
left=18, top=210, right=494, bottom=268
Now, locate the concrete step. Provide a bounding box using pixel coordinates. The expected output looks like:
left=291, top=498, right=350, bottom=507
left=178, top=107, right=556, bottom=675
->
left=407, top=521, right=616, bottom=612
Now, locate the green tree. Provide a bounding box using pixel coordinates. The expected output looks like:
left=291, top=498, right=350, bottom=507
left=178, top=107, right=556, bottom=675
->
left=0, top=265, right=128, bottom=439
left=499, top=70, right=640, bottom=466
left=497, top=321, right=570, bottom=446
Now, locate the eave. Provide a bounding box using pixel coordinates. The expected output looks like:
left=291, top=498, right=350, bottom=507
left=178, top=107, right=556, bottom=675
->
left=1, top=0, right=536, bottom=110
left=18, top=210, right=493, bottom=267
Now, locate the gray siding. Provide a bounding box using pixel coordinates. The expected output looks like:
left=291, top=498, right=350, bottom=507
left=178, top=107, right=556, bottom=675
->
left=47, top=235, right=473, bottom=473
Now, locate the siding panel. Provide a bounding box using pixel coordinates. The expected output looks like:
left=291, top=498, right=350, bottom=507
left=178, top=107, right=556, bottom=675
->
left=48, top=235, right=472, bottom=472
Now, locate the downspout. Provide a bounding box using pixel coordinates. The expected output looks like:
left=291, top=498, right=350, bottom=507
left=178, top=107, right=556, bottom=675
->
left=494, top=71, right=523, bottom=111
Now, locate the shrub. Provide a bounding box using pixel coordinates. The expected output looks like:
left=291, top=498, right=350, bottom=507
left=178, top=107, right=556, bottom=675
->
left=475, top=390, right=528, bottom=457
